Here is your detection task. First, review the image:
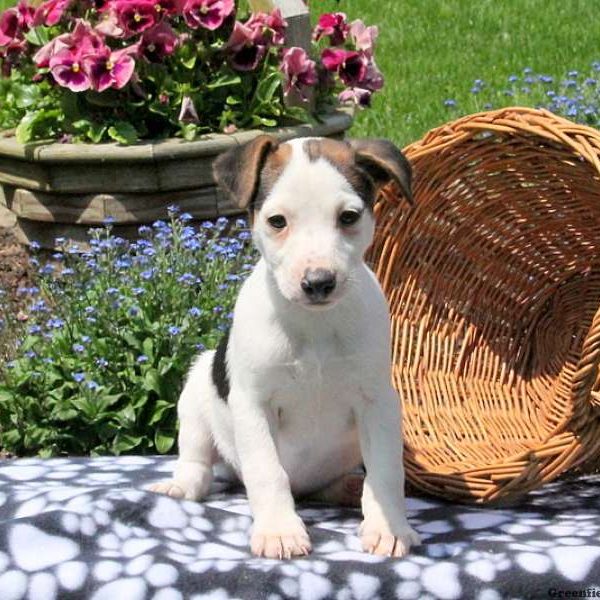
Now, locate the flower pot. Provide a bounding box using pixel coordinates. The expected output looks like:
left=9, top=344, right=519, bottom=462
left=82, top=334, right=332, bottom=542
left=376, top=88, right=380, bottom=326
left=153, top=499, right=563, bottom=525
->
left=0, top=110, right=352, bottom=248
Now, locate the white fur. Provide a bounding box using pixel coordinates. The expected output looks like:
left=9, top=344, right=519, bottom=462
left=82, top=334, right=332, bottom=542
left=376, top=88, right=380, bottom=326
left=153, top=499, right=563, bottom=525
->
left=150, top=137, right=421, bottom=559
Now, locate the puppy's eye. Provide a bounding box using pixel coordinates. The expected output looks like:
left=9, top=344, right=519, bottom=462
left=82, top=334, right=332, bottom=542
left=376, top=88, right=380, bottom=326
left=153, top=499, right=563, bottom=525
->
left=338, top=209, right=362, bottom=227
left=267, top=214, right=287, bottom=230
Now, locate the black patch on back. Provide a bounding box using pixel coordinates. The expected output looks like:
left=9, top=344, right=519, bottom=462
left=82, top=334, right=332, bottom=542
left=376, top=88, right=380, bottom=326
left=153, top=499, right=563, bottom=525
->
left=212, top=330, right=230, bottom=402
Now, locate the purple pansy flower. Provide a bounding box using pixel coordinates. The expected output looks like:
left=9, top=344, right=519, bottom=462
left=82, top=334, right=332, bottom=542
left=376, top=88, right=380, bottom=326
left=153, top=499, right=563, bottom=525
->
left=113, top=0, right=159, bottom=37
left=84, top=44, right=136, bottom=91
left=0, top=0, right=34, bottom=47
left=226, top=19, right=266, bottom=71
left=321, top=47, right=368, bottom=87
left=140, top=21, right=178, bottom=60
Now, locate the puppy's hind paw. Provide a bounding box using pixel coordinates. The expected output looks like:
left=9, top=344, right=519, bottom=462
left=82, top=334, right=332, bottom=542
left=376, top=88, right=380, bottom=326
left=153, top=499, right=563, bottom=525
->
left=360, top=523, right=421, bottom=558
left=147, top=480, right=186, bottom=498
left=147, top=477, right=209, bottom=501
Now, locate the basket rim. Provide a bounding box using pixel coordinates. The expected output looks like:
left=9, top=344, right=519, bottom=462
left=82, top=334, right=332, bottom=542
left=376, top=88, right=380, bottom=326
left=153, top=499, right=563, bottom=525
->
left=405, top=106, right=600, bottom=172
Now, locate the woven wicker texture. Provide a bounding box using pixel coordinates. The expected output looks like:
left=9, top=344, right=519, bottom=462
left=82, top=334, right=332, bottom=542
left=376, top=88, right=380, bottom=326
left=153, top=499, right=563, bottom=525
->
left=369, top=107, right=600, bottom=503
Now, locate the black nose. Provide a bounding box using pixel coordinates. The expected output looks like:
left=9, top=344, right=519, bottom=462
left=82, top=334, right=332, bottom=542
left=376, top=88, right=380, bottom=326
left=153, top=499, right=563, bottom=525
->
left=301, top=268, right=337, bottom=302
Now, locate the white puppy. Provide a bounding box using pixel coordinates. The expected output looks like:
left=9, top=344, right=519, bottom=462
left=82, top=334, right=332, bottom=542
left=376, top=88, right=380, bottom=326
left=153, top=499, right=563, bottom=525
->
left=150, top=135, right=421, bottom=559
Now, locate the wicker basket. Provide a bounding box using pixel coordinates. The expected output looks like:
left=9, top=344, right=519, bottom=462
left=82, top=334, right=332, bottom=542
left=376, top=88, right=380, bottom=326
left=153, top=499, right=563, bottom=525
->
left=370, top=107, right=600, bottom=503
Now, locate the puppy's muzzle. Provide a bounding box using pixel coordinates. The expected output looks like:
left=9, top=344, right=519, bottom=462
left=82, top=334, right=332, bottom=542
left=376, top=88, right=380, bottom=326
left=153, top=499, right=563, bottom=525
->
left=301, top=268, right=337, bottom=304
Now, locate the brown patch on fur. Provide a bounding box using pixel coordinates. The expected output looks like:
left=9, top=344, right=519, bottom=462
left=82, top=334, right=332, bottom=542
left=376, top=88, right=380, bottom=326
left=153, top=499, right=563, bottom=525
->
left=302, top=138, right=376, bottom=207
left=250, top=142, right=293, bottom=221
left=212, top=134, right=279, bottom=211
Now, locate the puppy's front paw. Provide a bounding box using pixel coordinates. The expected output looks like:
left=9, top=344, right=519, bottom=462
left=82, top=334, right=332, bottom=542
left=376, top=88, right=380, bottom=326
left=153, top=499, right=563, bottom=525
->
left=359, top=520, right=421, bottom=558
left=251, top=515, right=312, bottom=559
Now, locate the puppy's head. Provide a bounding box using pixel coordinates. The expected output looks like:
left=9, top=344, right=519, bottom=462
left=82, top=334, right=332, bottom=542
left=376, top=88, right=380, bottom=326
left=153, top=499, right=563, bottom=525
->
left=213, top=135, right=412, bottom=310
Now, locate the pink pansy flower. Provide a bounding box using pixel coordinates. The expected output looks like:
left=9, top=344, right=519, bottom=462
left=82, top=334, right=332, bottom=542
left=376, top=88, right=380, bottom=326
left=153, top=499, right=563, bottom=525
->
left=246, top=8, right=287, bottom=46
left=33, top=0, right=70, bottom=27
left=49, top=46, right=93, bottom=92
left=349, top=19, right=378, bottom=58
left=280, top=46, right=316, bottom=98
left=226, top=20, right=266, bottom=71
left=313, top=12, right=349, bottom=46
left=84, top=44, right=136, bottom=91
left=140, top=21, right=178, bottom=60
left=338, top=87, right=372, bottom=107
left=182, top=0, right=234, bottom=31
left=35, top=20, right=103, bottom=67
left=0, top=37, right=27, bottom=75
left=113, top=0, right=158, bottom=37
left=0, top=0, right=35, bottom=47
left=363, top=60, right=384, bottom=91
left=95, top=9, right=124, bottom=37
left=34, top=34, right=69, bottom=67
left=153, top=0, right=179, bottom=15
left=321, top=47, right=368, bottom=87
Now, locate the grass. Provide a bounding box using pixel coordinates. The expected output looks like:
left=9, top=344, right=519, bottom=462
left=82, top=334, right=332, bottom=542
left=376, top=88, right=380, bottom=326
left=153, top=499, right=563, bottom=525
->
left=319, top=0, right=600, bottom=146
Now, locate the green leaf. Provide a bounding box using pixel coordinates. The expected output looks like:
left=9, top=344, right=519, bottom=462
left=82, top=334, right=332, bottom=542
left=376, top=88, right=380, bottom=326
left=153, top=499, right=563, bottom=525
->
left=254, top=71, right=282, bottom=105
left=15, top=109, right=61, bottom=144
left=158, top=357, right=175, bottom=376
left=85, top=90, right=121, bottom=107
left=180, top=122, right=197, bottom=141
left=24, top=26, right=50, bottom=47
left=122, top=330, right=142, bottom=351
left=154, top=430, right=175, bottom=454
left=206, top=73, right=242, bottom=90
left=253, top=116, right=277, bottom=127
left=15, top=112, right=39, bottom=144
left=113, top=433, right=143, bottom=454
left=143, top=369, right=162, bottom=395
left=148, top=400, right=172, bottom=426
left=13, top=85, right=40, bottom=109
left=61, top=93, right=82, bottom=121
left=107, top=122, right=139, bottom=145
left=142, top=338, right=154, bottom=361
left=182, top=54, right=197, bottom=70
left=86, top=123, right=108, bottom=144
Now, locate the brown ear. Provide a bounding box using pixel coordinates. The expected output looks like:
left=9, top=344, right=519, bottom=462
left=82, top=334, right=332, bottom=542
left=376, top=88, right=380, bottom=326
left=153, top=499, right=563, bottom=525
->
left=349, top=139, right=413, bottom=204
left=213, top=134, right=279, bottom=210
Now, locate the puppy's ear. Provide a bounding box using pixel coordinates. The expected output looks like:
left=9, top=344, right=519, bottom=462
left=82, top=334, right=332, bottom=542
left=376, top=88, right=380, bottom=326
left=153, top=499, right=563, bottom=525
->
left=213, top=134, right=279, bottom=210
left=349, top=139, right=413, bottom=205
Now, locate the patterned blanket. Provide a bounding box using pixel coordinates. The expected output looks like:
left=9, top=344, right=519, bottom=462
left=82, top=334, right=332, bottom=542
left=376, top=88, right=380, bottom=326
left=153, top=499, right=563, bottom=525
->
left=0, top=456, right=598, bottom=599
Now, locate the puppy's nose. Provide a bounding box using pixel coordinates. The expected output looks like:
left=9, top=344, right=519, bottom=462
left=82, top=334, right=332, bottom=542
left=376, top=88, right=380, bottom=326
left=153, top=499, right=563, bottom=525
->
left=301, top=268, right=337, bottom=301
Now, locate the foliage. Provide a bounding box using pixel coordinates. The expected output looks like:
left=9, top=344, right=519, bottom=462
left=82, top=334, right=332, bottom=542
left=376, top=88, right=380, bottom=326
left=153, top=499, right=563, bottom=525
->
left=0, top=0, right=383, bottom=143
left=0, top=211, right=255, bottom=456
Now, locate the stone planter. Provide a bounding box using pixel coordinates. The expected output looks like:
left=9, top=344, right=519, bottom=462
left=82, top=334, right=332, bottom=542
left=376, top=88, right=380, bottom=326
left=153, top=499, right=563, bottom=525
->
left=0, top=110, right=352, bottom=247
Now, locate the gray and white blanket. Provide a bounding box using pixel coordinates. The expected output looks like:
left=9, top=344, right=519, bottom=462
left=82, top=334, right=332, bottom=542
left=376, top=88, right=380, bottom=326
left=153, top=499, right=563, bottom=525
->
left=0, top=456, right=598, bottom=599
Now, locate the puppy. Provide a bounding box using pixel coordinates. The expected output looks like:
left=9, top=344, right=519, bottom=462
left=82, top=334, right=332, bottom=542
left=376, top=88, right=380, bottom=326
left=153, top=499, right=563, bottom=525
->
left=150, top=135, right=421, bottom=559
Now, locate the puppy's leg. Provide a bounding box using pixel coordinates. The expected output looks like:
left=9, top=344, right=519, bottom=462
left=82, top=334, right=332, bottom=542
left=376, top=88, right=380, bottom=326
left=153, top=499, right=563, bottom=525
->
left=356, top=386, right=421, bottom=557
left=149, top=354, right=215, bottom=501
left=230, top=387, right=311, bottom=559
